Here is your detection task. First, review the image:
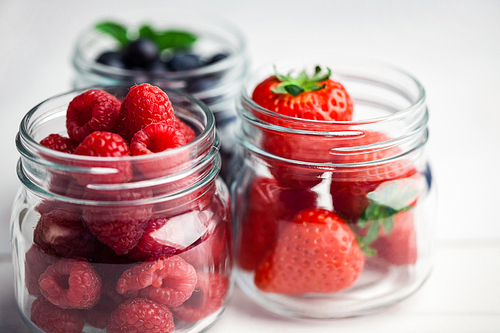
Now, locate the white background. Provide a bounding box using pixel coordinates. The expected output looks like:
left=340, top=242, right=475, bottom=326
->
left=0, top=0, right=499, bottom=332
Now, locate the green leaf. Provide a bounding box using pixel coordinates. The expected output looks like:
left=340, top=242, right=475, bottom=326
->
left=95, top=21, right=129, bottom=47
left=271, top=85, right=288, bottom=94
left=284, top=84, right=304, bottom=96
left=364, top=221, right=380, bottom=246
left=138, top=24, right=156, bottom=40
left=380, top=216, right=395, bottom=235
left=154, top=30, right=197, bottom=50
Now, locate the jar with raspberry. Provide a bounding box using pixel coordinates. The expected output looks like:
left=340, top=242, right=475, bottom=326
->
left=72, top=9, right=248, bottom=181
left=11, top=84, right=232, bottom=332
left=230, top=57, right=436, bottom=318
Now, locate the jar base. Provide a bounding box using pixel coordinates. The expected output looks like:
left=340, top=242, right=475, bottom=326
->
left=235, top=261, right=432, bottom=319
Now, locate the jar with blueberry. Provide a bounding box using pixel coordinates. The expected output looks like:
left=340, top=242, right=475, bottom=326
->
left=72, top=10, right=248, bottom=180
left=11, top=84, right=232, bottom=332
left=230, top=57, right=436, bottom=318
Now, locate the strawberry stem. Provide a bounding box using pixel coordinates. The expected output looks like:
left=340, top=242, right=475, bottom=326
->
left=272, top=66, right=331, bottom=97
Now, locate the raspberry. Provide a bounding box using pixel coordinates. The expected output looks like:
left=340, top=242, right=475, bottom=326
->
left=128, top=216, right=184, bottom=261
left=113, top=83, right=175, bottom=142
left=171, top=272, right=229, bottom=322
left=66, top=89, right=121, bottom=142
left=40, top=134, right=79, bottom=154
left=81, top=294, right=119, bottom=329
left=82, top=189, right=153, bottom=255
left=107, top=298, right=175, bottom=333
left=25, top=246, right=57, bottom=297
left=130, top=122, right=188, bottom=179
left=117, top=255, right=197, bottom=307
left=175, top=116, right=196, bottom=143
left=34, top=209, right=97, bottom=259
left=31, top=297, right=85, bottom=333
left=73, top=131, right=132, bottom=185
left=38, top=259, right=102, bottom=309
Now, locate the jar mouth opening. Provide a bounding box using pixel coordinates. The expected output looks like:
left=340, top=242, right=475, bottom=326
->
left=18, top=86, right=215, bottom=164
left=16, top=86, right=221, bottom=197
left=72, top=9, right=248, bottom=86
left=240, top=57, right=426, bottom=128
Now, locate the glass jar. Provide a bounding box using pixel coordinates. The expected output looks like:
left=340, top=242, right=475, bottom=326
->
left=11, top=86, right=232, bottom=332
left=72, top=9, right=249, bottom=181
left=231, top=57, right=436, bottom=318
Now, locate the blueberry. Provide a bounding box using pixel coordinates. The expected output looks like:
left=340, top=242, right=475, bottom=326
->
left=186, top=76, right=218, bottom=92
left=122, top=38, right=159, bottom=68
left=145, top=59, right=168, bottom=73
left=96, top=51, right=126, bottom=68
left=166, top=53, right=203, bottom=71
left=208, top=53, right=228, bottom=65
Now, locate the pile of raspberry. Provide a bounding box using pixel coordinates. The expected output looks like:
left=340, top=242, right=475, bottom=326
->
left=28, top=84, right=230, bottom=333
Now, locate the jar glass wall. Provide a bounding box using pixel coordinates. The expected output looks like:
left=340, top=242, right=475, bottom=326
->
left=72, top=9, right=249, bottom=180
left=11, top=86, right=232, bottom=332
left=231, top=57, right=436, bottom=318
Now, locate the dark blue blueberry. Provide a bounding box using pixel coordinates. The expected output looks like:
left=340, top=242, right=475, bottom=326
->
left=186, top=76, right=218, bottom=92
left=122, top=38, right=159, bottom=68
left=166, top=53, right=203, bottom=71
left=208, top=53, right=228, bottom=65
left=424, top=163, right=432, bottom=189
left=145, top=59, right=168, bottom=73
left=96, top=51, right=126, bottom=68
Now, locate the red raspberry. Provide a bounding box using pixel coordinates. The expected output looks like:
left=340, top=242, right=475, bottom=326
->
left=171, top=272, right=229, bottom=322
left=66, top=89, right=121, bottom=142
left=82, top=189, right=153, bottom=255
left=73, top=131, right=132, bottom=185
left=33, top=209, right=97, bottom=259
left=130, top=122, right=188, bottom=179
left=38, top=259, right=102, bottom=309
left=175, top=116, right=196, bottom=143
left=31, top=297, right=84, bottom=333
left=128, top=216, right=184, bottom=261
left=107, top=298, right=175, bottom=333
left=80, top=295, right=120, bottom=329
left=117, top=255, right=197, bottom=307
left=25, top=246, right=57, bottom=297
left=40, top=134, right=79, bottom=154
left=113, top=83, right=175, bottom=142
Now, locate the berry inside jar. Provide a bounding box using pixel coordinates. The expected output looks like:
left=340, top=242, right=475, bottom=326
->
left=15, top=84, right=232, bottom=333
left=232, top=61, right=432, bottom=318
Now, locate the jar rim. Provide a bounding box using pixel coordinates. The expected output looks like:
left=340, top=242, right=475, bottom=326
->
left=240, top=57, right=426, bottom=127
left=72, top=8, right=248, bottom=82
left=16, top=85, right=221, bottom=200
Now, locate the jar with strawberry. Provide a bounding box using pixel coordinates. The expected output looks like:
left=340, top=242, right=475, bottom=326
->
left=11, top=84, right=232, bottom=332
left=72, top=9, right=248, bottom=181
left=231, top=57, right=436, bottom=318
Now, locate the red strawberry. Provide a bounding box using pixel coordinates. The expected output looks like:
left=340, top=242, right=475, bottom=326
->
left=66, top=89, right=121, bottom=142
left=40, top=134, right=79, bottom=154
left=237, top=176, right=318, bottom=271
left=254, top=208, right=364, bottom=294
left=130, top=122, right=188, bottom=179
left=252, top=66, right=353, bottom=189
left=252, top=66, right=353, bottom=122
left=73, top=131, right=132, bottom=185
left=371, top=210, right=417, bottom=266
left=113, top=83, right=175, bottom=142
left=355, top=175, right=423, bottom=265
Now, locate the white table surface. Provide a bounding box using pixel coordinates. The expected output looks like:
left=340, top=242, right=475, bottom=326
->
left=1, top=0, right=499, bottom=331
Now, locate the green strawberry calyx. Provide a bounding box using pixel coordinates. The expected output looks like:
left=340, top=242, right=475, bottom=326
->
left=355, top=179, right=419, bottom=255
left=95, top=21, right=197, bottom=51
left=272, top=66, right=331, bottom=97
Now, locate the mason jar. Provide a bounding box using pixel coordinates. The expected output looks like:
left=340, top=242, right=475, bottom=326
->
left=231, top=57, right=436, bottom=318
left=11, top=86, right=232, bottom=332
left=72, top=9, right=248, bottom=180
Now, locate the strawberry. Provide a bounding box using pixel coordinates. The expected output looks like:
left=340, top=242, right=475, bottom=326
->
left=252, top=66, right=353, bottom=122
left=237, top=176, right=317, bottom=271
left=355, top=175, right=423, bottom=265
left=254, top=208, right=364, bottom=295
left=370, top=210, right=417, bottom=266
